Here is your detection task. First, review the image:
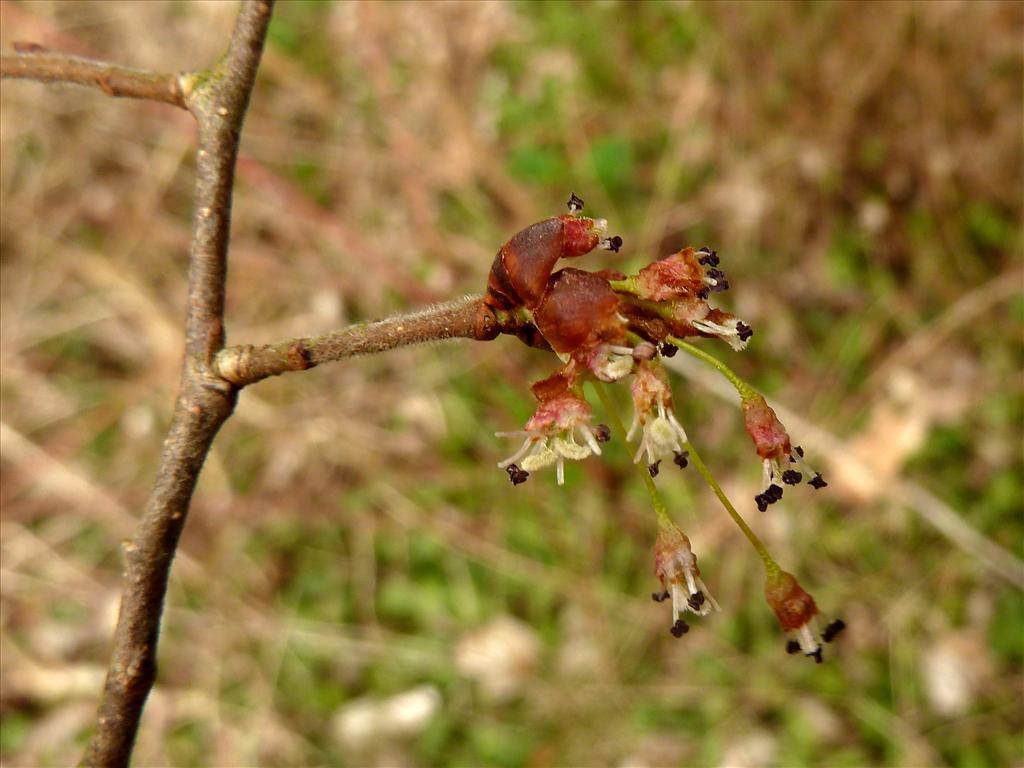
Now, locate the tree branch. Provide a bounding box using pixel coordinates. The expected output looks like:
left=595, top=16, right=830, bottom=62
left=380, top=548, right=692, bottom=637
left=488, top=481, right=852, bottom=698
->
left=11, top=3, right=512, bottom=764
left=0, top=49, right=186, bottom=108
left=81, top=2, right=274, bottom=766
left=214, top=294, right=500, bottom=386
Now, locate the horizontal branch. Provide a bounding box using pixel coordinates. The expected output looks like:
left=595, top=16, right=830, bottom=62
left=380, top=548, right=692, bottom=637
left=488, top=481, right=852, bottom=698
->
left=214, top=294, right=500, bottom=386
left=0, top=50, right=185, bottom=108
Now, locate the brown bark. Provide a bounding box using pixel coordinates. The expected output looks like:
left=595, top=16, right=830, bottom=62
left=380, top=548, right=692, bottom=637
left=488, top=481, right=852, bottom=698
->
left=214, top=295, right=500, bottom=386
left=1, top=50, right=185, bottom=108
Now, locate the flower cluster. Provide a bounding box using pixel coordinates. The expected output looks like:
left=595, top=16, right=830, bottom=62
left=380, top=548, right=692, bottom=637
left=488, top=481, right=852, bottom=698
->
left=485, top=194, right=841, bottom=661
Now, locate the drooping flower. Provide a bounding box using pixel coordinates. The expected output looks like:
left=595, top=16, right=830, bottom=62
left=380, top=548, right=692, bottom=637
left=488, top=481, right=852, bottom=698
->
left=496, top=375, right=608, bottom=486
left=627, top=361, right=690, bottom=475
left=742, top=393, right=827, bottom=511
left=653, top=521, right=720, bottom=637
left=764, top=569, right=823, bottom=662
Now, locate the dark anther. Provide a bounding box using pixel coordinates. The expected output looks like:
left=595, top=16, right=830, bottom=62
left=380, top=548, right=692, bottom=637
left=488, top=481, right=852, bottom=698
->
left=755, top=485, right=782, bottom=510
left=786, top=640, right=801, bottom=655
left=735, top=321, right=754, bottom=342
left=594, top=424, right=612, bottom=443
left=660, top=343, right=678, bottom=358
left=697, top=288, right=709, bottom=300
left=673, top=450, right=689, bottom=469
left=794, top=446, right=805, bottom=458
left=706, top=268, right=727, bottom=281
left=823, top=619, right=846, bottom=643
left=808, top=473, right=828, bottom=490
left=567, top=192, right=585, bottom=212
left=782, top=469, right=803, bottom=485
left=506, top=465, right=529, bottom=486
left=809, top=648, right=823, bottom=664
left=652, top=590, right=670, bottom=602
left=687, top=591, right=705, bottom=611
left=670, top=619, right=690, bottom=638
left=709, top=279, right=730, bottom=293
left=648, top=460, right=662, bottom=478
left=697, top=247, right=720, bottom=266
left=608, top=235, right=623, bottom=252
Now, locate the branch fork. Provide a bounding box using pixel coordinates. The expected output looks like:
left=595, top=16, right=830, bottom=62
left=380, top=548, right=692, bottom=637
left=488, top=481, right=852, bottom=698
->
left=3, top=7, right=523, bottom=763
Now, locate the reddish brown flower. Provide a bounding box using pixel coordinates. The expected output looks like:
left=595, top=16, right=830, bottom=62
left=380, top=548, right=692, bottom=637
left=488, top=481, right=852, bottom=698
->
left=742, top=394, right=827, bottom=511
left=627, top=362, right=690, bottom=473
left=496, top=372, right=607, bottom=486
left=633, top=247, right=729, bottom=301
left=764, top=569, right=822, bottom=662
left=653, top=521, right=720, bottom=637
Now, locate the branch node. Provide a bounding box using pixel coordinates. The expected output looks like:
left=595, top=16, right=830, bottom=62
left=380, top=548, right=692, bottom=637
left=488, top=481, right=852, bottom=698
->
left=213, top=344, right=252, bottom=386
left=287, top=341, right=316, bottom=371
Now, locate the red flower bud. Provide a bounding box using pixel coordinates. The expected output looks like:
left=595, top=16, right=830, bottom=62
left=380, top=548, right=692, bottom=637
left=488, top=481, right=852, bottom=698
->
left=533, top=268, right=625, bottom=354
left=485, top=215, right=608, bottom=312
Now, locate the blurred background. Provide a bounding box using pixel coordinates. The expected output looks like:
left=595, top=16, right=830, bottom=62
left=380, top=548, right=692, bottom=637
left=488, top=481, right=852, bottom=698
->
left=1, top=2, right=1022, bottom=766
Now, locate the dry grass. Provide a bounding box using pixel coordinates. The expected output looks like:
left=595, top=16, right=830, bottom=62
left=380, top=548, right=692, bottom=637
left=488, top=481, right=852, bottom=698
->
left=1, top=2, right=1021, bottom=766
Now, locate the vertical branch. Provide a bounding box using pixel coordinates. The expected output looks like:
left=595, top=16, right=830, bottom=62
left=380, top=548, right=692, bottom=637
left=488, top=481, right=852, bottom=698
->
left=82, top=2, right=274, bottom=766
left=182, top=0, right=273, bottom=364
